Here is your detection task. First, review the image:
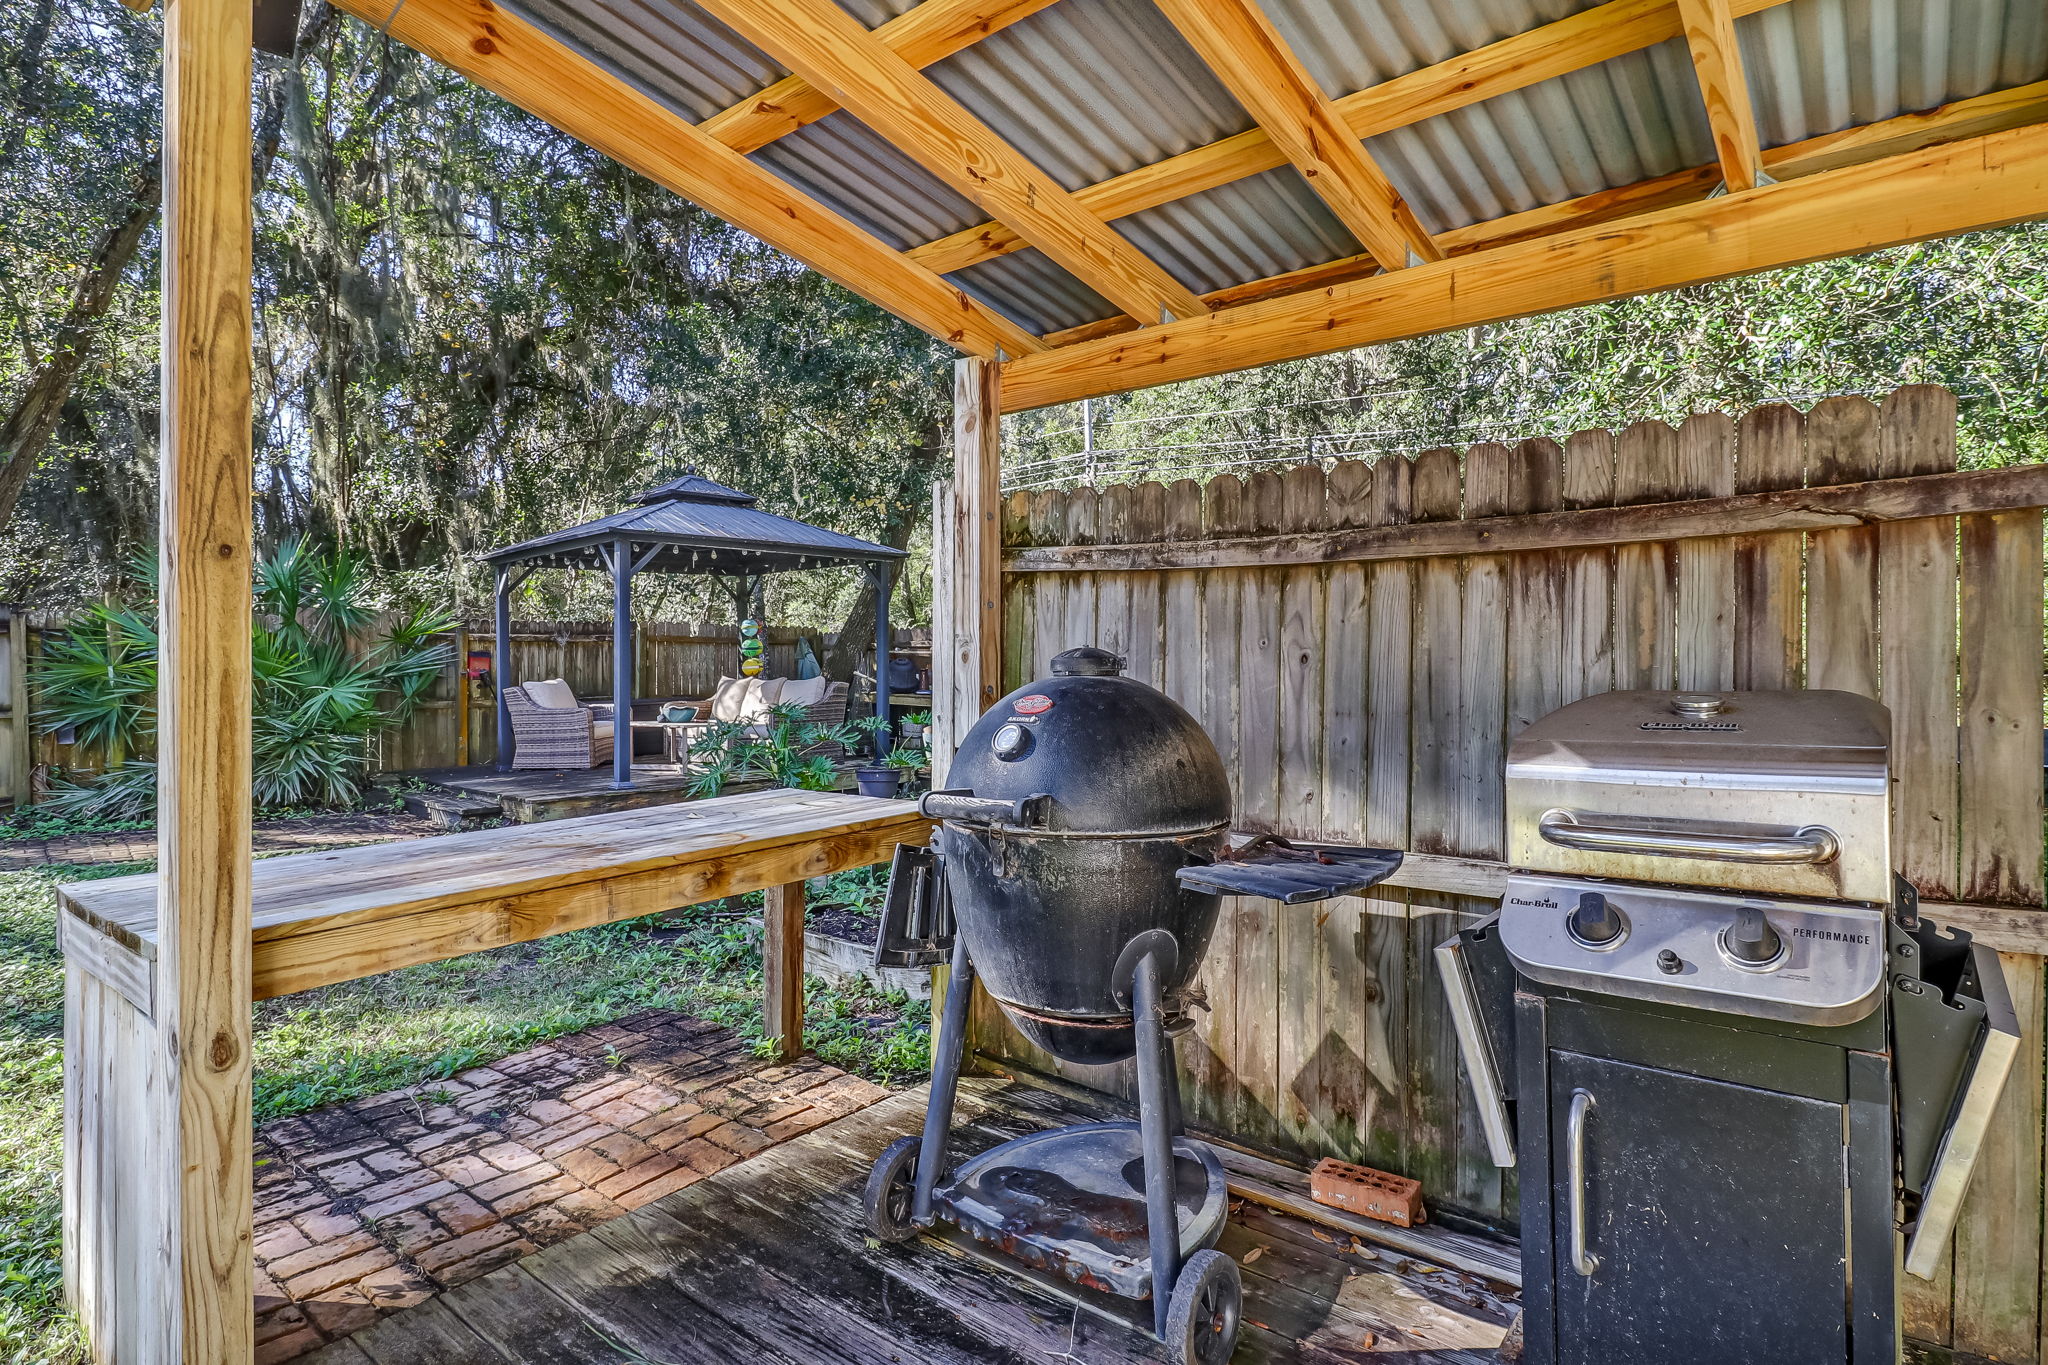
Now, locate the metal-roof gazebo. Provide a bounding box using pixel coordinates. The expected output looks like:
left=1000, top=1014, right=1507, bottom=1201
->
left=483, top=471, right=908, bottom=787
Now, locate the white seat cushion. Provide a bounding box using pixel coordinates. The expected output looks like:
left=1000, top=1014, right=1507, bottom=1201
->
left=779, top=675, right=829, bottom=708
left=591, top=721, right=614, bottom=741
left=523, top=678, right=580, bottom=711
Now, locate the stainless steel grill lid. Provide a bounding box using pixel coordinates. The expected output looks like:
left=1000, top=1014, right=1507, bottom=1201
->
left=1506, top=690, right=1892, bottom=904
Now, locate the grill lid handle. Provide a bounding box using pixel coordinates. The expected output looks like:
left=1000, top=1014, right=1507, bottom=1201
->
left=1537, top=810, right=1841, bottom=865
left=919, top=788, right=1051, bottom=828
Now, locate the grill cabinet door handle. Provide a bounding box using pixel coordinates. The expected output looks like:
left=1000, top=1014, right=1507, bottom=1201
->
left=1567, top=1088, right=1599, bottom=1278
left=1538, top=810, right=1840, bottom=865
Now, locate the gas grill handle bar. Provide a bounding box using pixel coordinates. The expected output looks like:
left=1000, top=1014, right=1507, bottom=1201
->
left=1538, top=810, right=1840, bottom=865
left=918, top=789, right=1051, bottom=828
left=1567, top=1088, right=1599, bottom=1278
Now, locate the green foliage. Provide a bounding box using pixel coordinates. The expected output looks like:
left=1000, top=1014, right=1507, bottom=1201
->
left=34, top=539, right=453, bottom=814
left=684, top=701, right=860, bottom=797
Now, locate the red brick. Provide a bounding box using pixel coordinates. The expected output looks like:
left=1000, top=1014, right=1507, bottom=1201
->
left=562, top=1077, right=638, bottom=1110
left=356, top=1265, right=437, bottom=1311
left=266, top=1232, right=380, bottom=1282
left=471, top=1162, right=561, bottom=1205
left=363, top=1149, right=420, bottom=1176
left=587, top=1132, right=656, bottom=1168
left=613, top=1167, right=703, bottom=1210
left=509, top=1203, right=587, bottom=1248
left=281, top=1248, right=398, bottom=1300
left=414, top=1224, right=521, bottom=1277
left=432, top=1153, right=502, bottom=1188
left=427, top=1192, right=497, bottom=1236
left=551, top=1188, right=625, bottom=1226
left=555, top=1148, right=621, bottom=1186
left=358, top=1178, right=458, bottom=1222
left=589, top=1099, right=655, bottom=1128
left=594, top=1154, right=681, bottom=1200
left=348, top=1168, right=440, bottom=1208
left=478, top=1141, right=542, bottom=1172
left=301, top=1285, right=381, bottom=1337
left=291, top=1210, right=364, bottom=1243
left=254, top=1303, right=307, bottom=1344
left=255, top=1326, right=325, bottom=1364
left=254, top=1267, right=291, bottom=1314
left=522, top=1097, right=579, bottom=1124
left=674, top=1139, right=739, bottom=1177
left=487, top=1174, right=580, bottom=1218
left=378, top=1209, right=447, bottom=1259
left=704, top=1122, right=771, bottom=1157
left=254, top=1223, right=311, bottom=1262
left=763, top=1110, right=827, bottom=1142
left=320, top=1161, right=376, bottom=1195
left=647, top=1113, right=724, bottom=1152
left=533, top=1119, right=608, bottom=1157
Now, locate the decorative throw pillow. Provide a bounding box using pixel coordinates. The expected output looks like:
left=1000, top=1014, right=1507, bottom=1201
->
left=740, top=677, right=787, bottom=721
left=778, top=675, right=829, bottom=709
left=523, top=678, right=580, bottom=710
left=708, top=676, right=752, bottom=722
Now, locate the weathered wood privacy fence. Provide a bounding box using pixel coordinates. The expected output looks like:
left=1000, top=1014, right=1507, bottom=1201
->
left=965, top=386, right=2048, bottom=1361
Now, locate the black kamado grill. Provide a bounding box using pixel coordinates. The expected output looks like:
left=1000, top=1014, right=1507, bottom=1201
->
left=864, top=647, right=1402, bottom=1365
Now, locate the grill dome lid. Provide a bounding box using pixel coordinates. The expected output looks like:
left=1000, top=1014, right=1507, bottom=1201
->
left=943, top=650, right=1230, bottom=835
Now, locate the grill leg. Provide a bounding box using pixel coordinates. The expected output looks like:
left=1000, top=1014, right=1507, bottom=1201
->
left=1133, top=947, right=1180, bottom=1339
left=912, top=933, right=975, bottom=1227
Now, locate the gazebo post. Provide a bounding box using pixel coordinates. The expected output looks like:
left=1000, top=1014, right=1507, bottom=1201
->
left=872, top=561, right=892, bottom=757
left=494, top=565, right=513, bottom=772
left=611, top=535, right=634, bottom=789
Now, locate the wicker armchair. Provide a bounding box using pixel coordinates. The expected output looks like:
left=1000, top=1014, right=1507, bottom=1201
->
left=504, top=680, right=615, bottom=770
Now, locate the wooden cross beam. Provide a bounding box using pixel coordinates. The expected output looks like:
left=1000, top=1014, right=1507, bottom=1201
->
left=694, top=0, right=1208, bottom=327
left=1148, top=0, right=1440, bottom=270
left=327, top=0, right=1045, bottom=360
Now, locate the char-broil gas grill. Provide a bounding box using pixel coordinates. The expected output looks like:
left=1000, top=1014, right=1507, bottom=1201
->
left=1437, top=689, right=2020, bottom=1365
left=864, top=647, right=1402, bottom=1365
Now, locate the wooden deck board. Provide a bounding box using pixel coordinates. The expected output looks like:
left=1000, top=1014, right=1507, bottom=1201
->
left=313, top=1074, right=1512, bottom=1365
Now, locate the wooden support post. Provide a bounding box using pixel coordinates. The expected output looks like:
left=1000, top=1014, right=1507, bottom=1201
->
left=454, top=626, right=470, bottom=767
left=611, top=536, right=634, bottom=790
left=158, top=0, right=254, bottom=1360
left=931, top=356, right=1003, bottom=1063
left=764, top=881, right=806, bottom=1061
left=3, top=607, right=28, bottom=808
left=873, top=562, right=893, bottom=756
left=494, top=567, right=513, bottom=771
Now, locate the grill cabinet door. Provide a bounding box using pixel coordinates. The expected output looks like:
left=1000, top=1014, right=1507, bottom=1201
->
left=1549, top=1051, right=1847, bottom=1365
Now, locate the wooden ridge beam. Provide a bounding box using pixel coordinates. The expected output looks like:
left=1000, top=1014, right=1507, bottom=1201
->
left=1148, top=0, right=1439, bottom=270
left=1037, top=78, right=2048, bottom=347
left=998, top=119, right=2048, bottom=411
left=1676, top=0, right=1765, bottom=190
left=910, top=0, right=1791, bottom=277
left=1005, top=465, right=2048, bottom=571
left=696, top=0, right=1206, bottom=326
left=699, top=0, right=1064, bottom=155
left=327, top=0, right=1044, bottom=359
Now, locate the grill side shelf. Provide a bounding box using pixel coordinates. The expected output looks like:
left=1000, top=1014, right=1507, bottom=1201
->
left=1176, top=845, right=1403, bottom=903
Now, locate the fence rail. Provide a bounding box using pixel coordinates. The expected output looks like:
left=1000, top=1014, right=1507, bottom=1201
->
left=971, top=385, right=2048, bottom=1362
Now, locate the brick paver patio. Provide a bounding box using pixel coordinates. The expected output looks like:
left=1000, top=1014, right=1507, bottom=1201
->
left=249, top=1009, right=890, bottom=1362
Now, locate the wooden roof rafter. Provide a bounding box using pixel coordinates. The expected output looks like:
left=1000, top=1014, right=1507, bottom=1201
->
left=906, top=0, right=1798, bottom=279
left=694, top=0, right=1209, bottom=328
left=999, top=118, right=2048, bottom=411
left=696, top=0, right=1067, bottom=156
left=1676, top=0, right=1767, bottom=191
left=1036, top=78, right=2048, bottom=349
left=1148, top=0, right=1441, bottom=270
left=324, top=0, right=1047, bottom=359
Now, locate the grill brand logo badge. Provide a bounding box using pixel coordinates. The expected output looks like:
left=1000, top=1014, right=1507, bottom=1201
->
left=1639, top=721, right=1743, bottom=732
left=1791, top=926, right=1872, bottom=944
left=1014, top=695, right=1054, bottom=715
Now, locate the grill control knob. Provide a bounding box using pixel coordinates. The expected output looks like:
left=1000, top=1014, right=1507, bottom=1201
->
left=1566, top=891, right=1624, bottom=947
left=1723, top=907, right=1784, bottom=966
left=991, top=723, right=1032, bottom=761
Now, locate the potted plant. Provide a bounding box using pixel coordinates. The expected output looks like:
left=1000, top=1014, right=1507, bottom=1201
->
left=849, top=716, right=901, bottom=798
left=684, top=702, right=861, bottom=798
left=881, top=744, right=931, bottom=798
left=899, top=709, right=932, bottom=745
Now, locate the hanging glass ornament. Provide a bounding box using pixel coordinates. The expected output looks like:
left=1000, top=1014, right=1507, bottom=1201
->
left=740, top=617, right=765, bottom=676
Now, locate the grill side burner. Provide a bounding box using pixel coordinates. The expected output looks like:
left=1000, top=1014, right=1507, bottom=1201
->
left=1441, top=689, right=2019, bottom=1365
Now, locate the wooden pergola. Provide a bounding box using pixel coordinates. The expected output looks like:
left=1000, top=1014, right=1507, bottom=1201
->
left=141, top=0, right=2048, bottom=1358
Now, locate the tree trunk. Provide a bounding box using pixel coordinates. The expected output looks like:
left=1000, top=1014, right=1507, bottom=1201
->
left=0, top=165, right=162, bottom=535
left=823, top=418, right=943, bottom=682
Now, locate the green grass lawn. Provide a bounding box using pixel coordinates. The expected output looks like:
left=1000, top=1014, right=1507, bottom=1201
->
left=0, top=857, right=925, bottom=1364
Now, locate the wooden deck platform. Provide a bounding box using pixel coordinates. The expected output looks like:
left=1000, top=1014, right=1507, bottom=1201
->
left=304, top=1073, right=1519, bottom=1365
left=406, top=761, right=864, bottom=824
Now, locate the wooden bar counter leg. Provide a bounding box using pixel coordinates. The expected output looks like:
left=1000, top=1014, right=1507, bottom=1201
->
left=764, top=881, right=806, bottom=1061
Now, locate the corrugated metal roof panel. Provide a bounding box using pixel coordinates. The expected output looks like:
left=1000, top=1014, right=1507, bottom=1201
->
left=952, top=249, right=1118, bottom=336
left=1114, top=168, right=1362, bottom=294
left=922, top=0, right=1257, bottom=190
left=755, top=114, right=984, bottom=250
left=501, top=0, right=787, bottom=121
